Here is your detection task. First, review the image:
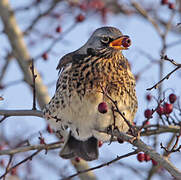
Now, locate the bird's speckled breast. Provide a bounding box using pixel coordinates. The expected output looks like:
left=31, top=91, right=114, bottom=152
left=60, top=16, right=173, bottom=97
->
left=44, top=50, right=137, bottom=141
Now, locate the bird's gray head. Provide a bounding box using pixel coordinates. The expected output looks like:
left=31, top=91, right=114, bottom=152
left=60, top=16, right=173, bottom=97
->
left=78, top=26, right=131, bottom=54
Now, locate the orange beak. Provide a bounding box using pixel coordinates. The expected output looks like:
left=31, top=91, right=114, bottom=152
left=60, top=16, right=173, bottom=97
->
left=109, top=35, right=131, bottom=50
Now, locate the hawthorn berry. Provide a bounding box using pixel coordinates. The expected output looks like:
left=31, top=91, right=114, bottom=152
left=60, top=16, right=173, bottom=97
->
left=137, top=153, right=145, bottom=162
left=122, top=37, right=131, bottom=48
left=56, top=26, right=62, bottom=33
left=117, top=137, right=124, bottom=144
left=145, top=121, right=150, bottom=126
left=0, top=160, right=5, bottom=167
left=98, top=102, right=108, bottom=114
left=156, top=106, right=164, bottom=116
left=146, top=94, right=152, bottom=101
left=11, top=168, right=17, bottom=175
left=144, top=154, right=151, bottom=162
left=152, top=159, right=158, bottom=166
left=75, top=157, right=81, bottom=162
left=144, top=109, right=152, bottom=119
left=98, top=141, right=103, bottom=147
left=168, top=2, right=175, bottom=9
left=42, top=53, right=48, bottom=60
left=169, top=93, right=177, bottom=104
left=76, top=14, right=85, bottom=22
left=161, top=0, right=169, bottom=5
left=164, top=103, right=173, bottom=114
left=47, top=125, right=53, bottom=133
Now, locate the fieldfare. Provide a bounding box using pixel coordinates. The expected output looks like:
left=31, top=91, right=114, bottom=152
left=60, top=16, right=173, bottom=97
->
left=43, top=26, right=138, bottom=161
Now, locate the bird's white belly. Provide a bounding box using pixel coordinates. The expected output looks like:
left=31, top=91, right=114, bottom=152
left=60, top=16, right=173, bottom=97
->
left=46, top=91, right=131, bottom=142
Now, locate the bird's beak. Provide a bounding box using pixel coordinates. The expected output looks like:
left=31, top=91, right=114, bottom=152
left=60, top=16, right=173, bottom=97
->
left=109, top=35, right=131, bottom=50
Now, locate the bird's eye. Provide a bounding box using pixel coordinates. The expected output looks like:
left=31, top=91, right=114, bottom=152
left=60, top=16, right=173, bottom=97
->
left=100, top=36, right=110, bottom=44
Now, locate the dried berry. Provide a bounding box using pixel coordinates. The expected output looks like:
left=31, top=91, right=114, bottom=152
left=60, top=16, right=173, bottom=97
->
left=169, top=93, right=177, bottom=104
left=98, top=102, right=108, bottom=114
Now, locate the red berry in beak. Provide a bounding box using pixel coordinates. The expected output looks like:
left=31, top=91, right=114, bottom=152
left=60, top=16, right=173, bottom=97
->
left=122, top=37, right=131, bottom=48
left=98, top=102, right=108, bottom=114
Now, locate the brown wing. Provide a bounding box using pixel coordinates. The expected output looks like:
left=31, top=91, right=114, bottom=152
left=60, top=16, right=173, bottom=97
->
left=56, top=52, right=74, bottom=72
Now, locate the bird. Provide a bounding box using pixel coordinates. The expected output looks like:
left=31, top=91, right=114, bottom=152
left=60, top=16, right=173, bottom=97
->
left=43, top=26, right=138, bottom=161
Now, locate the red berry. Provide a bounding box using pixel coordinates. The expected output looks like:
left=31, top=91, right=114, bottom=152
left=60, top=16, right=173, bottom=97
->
left=56, top=26, right=62, bottom=33
left=169, top=93, right=177, bottom=104
left=145, top=121, right=150, bottom=126
left=117, top=137, right=124, bottom=144
left=164, top=103, right=173, bottom=114
left=39, top=137, right=45, bottom=144
left=0, top=160, right=5, bottom=167
left=42, top=53, right=48, bottom=60
left=161, top=0, right=169, bottom=5
left=75, top=157, right=81, bottom=162
left=146, top=94, right=152, bottom=101
left=156, top=106, right=164, bottom=116
left=98, top=141, right=103, bottom=147
left=11, top=168, right=17, bottom=175
left=152, top=159, right=158, bottom=166
left=76, top=14, right=85, bottom=22
left=168, top=2, right=175, bottom=9
left=137, top=153, right=145, bottom=162
left=144, top=154, right=151, bottom=162
left=122, top=37, right=131, bottom=47
left=144, top=109, right=152, bottom=118
left=47, top=125, right=53, bottom=133
left=98, top=102, right=108, bottom=114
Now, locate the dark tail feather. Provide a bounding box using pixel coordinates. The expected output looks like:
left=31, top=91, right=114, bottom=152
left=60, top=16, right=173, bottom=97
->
left=59, top=133, right=98, bottom=161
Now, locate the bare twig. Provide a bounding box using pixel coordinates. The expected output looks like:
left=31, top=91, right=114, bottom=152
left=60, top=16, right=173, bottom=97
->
left=0, top=141, right=62, bottom=156
left=30, top=60, right=37, bottom=110
left=0, top=150, right=41, bottom=179
left=62, top=150, right=138, bottom=180
left=147, top=66, right=180, bottom=91
left=0, top=109, right=43, bottom=118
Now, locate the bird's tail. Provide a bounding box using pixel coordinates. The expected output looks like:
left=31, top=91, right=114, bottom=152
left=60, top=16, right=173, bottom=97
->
left=59, top=132, right=98, bottom=161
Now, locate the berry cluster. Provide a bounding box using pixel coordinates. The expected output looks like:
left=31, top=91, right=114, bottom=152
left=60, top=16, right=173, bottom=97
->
left=156, top=93, right=177, bottom=116
left=137, top=153, right=158, bottom=166
left=161, top=0, right=175, bottom=9
left=145, top=93, right=177, bottom=119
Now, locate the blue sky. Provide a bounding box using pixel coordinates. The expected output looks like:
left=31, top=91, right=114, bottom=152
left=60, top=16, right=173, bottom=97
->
left=1, top=1, right=181, bottom=179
